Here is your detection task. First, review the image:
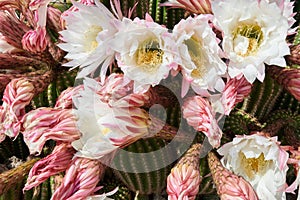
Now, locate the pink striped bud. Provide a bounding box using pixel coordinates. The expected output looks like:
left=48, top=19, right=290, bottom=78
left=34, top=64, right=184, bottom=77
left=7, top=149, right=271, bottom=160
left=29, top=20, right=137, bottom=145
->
left=21, top=108, right=80, bottom=155
left=183, top=96, right=222, bottom=148
left=0, top=78, right=35, bottom=141
left=51, top=157, right=104, bottom=200
left=80, top=0, right=95, bottom=5
left=167, top=143, right=202, bottom=200
left=208, top=152, right=259, bottom=200
left=55, top=86, right=83, bottom=109
left=97, top=73, right=149, bottom=107
left=219, top=76, right=252, bottom=115
left=160, top=0, right=212, bottom=14
left=22, top=27, right=48, bottom=53
left=23, top=143, right=76, bottom=191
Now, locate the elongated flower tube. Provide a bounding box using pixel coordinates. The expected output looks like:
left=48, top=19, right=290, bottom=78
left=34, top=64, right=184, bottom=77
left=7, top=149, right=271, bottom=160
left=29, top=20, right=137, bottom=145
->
left=267, top=65, right=300, bottom=101
left=0, top=78, right=35, bottom=142
left=47, top=6, right=63, bottom=33
left=167, top=143, right=202, bottom=200
left=208, top=152, right=259, bottom=200
left=182, top=95, right=223, bottom=148
left=23, top=143, right=76, bottom=191
left=0, top=158, right=39, bottom=195
left=21, top=108, right=80, bottom=155
left=160, top=0, right=212, bottom=14
left=51, top=157, right=104, bottom=200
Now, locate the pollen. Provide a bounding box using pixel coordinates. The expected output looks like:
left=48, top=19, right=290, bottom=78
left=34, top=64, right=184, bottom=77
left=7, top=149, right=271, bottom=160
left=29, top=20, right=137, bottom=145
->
left=84, top=25, right=103, bottom=52
left=233, top=23, right=263, bottom=57
left=240, top=152, right=272, bottom=180
left=101, top=127, right=111, bottom=136
left=135, top=39, right=164, bottom=73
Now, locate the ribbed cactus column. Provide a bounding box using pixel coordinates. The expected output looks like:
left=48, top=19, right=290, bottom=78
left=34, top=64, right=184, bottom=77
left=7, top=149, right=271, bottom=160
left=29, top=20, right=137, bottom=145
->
left=112, top=138, right=174, bottom=195
left=31, top=69, right=77, bottom=108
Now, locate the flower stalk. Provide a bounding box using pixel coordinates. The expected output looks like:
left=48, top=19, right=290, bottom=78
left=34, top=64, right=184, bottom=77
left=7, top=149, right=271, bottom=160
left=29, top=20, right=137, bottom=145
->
left=0, top=158, right=39, bottom=195
left=208, top=152, right=259, bottom=200
left=167, top=143, right=202, bottom=200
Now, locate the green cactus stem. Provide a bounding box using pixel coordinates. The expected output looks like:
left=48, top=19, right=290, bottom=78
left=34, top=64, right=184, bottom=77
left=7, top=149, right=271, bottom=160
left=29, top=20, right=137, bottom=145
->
left=236, top=73, right=296, bottom=121
left=262, top=110, right=300, bottom=147
left=112, top=138, right=174, bottom=195
left=31, top=69, right=77, bottom=108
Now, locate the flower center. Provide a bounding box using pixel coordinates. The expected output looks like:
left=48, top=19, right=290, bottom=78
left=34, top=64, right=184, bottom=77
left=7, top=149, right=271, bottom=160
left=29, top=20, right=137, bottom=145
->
left=135, top=39, right=164, bottom=73
left=84, top=25, right=103, bottom=52
left=240, top=152, right=272, bottom=180
left=232, top=23, right=263, bottom=57
left=184, top=36, right=206, bottom=79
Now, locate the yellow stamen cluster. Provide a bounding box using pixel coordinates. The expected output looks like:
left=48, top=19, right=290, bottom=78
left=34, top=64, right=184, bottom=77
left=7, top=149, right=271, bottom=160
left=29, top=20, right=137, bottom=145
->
left=233, top=23, right=263, bottom=57
left=84, top=25, right=103, bottom=52
left=184, top=36, right=207, bottom=79
left=240, top=152, right=272, bottom=180
left=136, top=39, right=164, bottom=73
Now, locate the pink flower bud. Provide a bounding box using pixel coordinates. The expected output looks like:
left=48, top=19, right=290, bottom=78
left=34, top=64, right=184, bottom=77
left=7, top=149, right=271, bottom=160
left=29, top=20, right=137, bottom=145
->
left=220, top=76, right=252, bottom=115
left=0, top=78, right=35, bottom=141
left=55, top=86, right=83, bottom=109
left=21, top=108, right=80, bottom=155
left=183, top=96, right=222, bottom=148
left=160, top=0, right=212, bottom=14
left=167, top=144, right=202, bottom=200
left=22, top=27, right=48, bottom=53
left=51, top=157, right=104, bottom=200
left=23, top=143, right=76, bottom=191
